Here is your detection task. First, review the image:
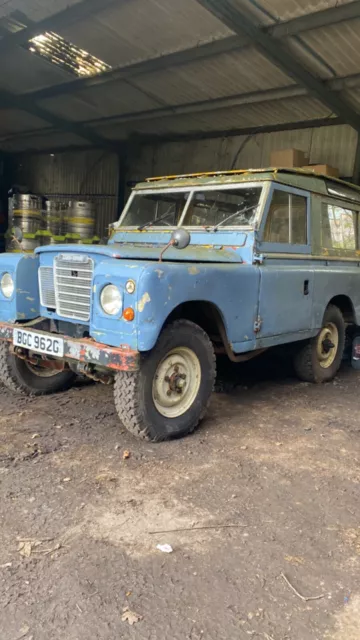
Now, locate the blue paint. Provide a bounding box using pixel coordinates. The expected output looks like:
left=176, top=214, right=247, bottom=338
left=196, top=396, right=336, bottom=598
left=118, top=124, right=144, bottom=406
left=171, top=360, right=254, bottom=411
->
left=0, top=253, right=39, bottom=322
left=2, top=171, right=360, bottom=365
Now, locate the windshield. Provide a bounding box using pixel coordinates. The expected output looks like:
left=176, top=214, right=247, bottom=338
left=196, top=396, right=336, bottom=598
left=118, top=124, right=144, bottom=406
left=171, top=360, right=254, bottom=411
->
left=120, top=191, right=190, bottom=228
left=119, top=184, right=263, bottom=228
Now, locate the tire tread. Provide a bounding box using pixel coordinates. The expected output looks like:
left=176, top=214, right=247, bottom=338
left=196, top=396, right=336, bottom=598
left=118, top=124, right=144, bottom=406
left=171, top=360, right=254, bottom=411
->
left=114, top=319, right=216, bottom=442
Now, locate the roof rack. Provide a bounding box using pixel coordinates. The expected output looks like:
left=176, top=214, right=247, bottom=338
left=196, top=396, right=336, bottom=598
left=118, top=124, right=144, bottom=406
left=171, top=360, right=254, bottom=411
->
left=145, top=167, right=360, bottom=193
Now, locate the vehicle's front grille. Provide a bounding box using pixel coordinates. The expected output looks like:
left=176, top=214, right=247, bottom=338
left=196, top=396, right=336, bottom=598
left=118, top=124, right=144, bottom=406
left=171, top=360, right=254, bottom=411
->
left=39, top=266, right=56, bottom=309
left=53, top=254, right=93, bottom=321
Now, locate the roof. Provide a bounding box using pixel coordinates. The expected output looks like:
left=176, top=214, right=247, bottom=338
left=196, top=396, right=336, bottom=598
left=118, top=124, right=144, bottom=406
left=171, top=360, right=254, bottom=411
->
left=135, top=167, right=360, bottom=199
left=1, top=0, right=360, bottom=152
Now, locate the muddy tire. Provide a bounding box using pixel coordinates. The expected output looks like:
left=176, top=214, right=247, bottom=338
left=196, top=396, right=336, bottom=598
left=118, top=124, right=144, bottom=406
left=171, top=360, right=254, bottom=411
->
left=293, top=304, right=345, bottom=383
left=0, top=342, right=76, bottom=395
left=114, top=319, right=216, bottom=442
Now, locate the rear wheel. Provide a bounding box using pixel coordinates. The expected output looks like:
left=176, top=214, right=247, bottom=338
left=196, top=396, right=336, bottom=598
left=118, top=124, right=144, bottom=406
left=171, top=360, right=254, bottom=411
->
left=293, top=304, right=345, bottom=383
left=114, top=319, right=216, bottom=441
left=0, top=342, right=76, bottom=395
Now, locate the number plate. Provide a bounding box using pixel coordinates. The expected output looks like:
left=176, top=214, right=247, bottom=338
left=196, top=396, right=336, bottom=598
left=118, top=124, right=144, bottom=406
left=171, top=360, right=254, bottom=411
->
left=13, top=329, right=64, bottom=357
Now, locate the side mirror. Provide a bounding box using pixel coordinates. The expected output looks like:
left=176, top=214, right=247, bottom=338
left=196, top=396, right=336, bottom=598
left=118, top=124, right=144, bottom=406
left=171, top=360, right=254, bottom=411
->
left=171, top=228, right=191, bottom=250
left=159, top=228, right=191, bottom=262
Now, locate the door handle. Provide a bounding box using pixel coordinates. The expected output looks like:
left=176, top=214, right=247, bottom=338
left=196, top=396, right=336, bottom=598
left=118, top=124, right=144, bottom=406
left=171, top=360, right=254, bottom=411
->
left=303, top=279, right=309, bottom=296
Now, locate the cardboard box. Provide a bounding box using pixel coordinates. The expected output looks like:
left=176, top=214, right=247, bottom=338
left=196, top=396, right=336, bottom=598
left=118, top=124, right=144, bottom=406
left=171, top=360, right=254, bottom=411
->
left=304, top=164, right=339, bottom=178
left=270, top=148, right=308, bottom=168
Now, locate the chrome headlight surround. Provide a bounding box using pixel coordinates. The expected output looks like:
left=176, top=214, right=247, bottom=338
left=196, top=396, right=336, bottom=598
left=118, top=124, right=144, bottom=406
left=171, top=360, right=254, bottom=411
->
left=100, top=284, right=122, bottom=316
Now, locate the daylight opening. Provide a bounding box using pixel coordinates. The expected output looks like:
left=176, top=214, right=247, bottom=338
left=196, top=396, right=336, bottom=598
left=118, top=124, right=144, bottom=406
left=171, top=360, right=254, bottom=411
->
left=25, top=31, right=111, bottom=77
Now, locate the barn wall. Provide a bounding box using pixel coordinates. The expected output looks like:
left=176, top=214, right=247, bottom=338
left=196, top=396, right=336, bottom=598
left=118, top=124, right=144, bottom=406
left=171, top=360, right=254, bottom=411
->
left=14, top=150, right=120, bottom=236
left=127, top=124, right=358, bottom=184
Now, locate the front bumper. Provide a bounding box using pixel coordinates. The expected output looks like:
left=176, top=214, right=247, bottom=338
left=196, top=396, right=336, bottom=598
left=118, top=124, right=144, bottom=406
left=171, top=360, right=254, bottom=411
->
left=0, top=321, right=140, bottom=372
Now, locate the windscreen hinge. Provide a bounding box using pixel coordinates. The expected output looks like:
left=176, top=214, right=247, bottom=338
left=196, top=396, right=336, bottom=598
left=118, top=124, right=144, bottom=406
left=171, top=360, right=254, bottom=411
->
left=253, top=253, right=264, bottom=264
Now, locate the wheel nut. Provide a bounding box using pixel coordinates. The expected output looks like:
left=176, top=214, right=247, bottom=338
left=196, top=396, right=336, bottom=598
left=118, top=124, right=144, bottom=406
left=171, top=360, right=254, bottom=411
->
left=164, top=376, right=170, bottom=383
left=166, top=390, right=172, bottom=396
left=180, top=373, right=186, bottom=380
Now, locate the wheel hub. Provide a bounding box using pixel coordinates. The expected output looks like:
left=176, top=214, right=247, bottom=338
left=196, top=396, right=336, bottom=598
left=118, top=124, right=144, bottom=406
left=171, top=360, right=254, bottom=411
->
left=316, top=322, right=339, bottom=369
left=152, top=347, right=201, bottom=418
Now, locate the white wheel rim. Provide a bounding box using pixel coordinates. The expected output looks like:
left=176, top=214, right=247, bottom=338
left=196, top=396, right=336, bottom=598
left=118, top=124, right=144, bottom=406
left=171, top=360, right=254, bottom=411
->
left=152, top=347, right=201, bottom=418
left=316, top=322, right=339, bottom=369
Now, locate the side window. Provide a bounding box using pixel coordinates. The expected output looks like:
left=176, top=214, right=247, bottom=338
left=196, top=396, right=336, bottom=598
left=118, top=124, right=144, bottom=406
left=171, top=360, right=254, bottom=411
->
left=321, top=204, right=357, bottom=250
left=264, top=190, right=307, bottom=245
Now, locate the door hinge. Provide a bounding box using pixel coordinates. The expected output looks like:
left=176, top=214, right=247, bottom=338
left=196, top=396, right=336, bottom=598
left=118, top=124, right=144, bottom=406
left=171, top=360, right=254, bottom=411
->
left=253, top=253, right=264, bottom=264
left=254, top=316, right=262, bottom=333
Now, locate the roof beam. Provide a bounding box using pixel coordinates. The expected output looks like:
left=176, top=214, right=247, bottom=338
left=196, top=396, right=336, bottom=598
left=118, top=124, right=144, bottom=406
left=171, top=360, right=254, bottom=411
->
left=0, top=0, right=128, bottom=55
left=135, top=116, right=344, bottom=146
left=195, top=0, right=360, bottom=133
left=23, top=0, right=360, bottom=103
left=0, top=89, right=116, bottom=148
left=4, top=72, right=360, bottom=145
left=7, top=116, right=343, bottom=156
left=270, top=1, right=360, bottom=38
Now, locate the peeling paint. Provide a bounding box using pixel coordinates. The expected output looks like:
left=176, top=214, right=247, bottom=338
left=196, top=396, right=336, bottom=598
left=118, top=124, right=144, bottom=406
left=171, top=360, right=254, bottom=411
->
left=137, top=292, right=151, bottom=312
left=93, top=285, right=97, bottom=293
left=68, top=343, right=81, bottom=359
left=85, top=346, right=101, bottom=361
left=155, top=269, right=164, bottom=278
left=26, top=296, right=35, bottom=302
left=188, top=266, right=200, bottom=275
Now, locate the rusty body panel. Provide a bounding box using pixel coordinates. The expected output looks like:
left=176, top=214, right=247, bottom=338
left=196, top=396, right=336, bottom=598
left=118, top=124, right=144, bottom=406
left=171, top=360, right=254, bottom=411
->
left=0, top=321, right=139, bottom=372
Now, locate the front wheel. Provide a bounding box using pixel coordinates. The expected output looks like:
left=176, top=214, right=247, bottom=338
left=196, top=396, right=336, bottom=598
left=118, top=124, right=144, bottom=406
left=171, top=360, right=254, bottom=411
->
left=0, top=342, right=76, bottom=395
left=114, top=320, right=216, bottom=441
left=293, top=304, right=345, bottom=383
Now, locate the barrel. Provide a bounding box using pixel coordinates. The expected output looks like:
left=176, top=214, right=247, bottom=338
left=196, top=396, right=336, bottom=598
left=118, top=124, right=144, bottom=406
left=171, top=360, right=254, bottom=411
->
left=10, top=194, right=42, bottom=235
left=44, top=200, right=62, bottom=236
left=36, top=230, right=52, bottom=247
left=66, top=201, right=95, bottom=239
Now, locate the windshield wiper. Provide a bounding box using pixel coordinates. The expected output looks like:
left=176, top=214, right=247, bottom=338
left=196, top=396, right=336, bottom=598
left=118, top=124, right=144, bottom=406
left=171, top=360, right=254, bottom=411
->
left=210, top=204, right=258, bottom=232
left=137, top=206, right=174, bottom=231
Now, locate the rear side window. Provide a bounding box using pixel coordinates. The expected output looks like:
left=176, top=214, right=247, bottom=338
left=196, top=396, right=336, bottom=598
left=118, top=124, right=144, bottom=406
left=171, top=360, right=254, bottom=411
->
left=264, top=190, right=307, bottom=245
left=321, top=204, right=357, bottom=250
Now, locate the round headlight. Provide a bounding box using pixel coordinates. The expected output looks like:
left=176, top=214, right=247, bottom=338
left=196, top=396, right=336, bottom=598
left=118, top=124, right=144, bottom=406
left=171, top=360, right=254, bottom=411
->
left=100, top=285, right=122, bottom=316
left=1, top=273, right=14, bottom=299
left=125, top=279, right=136, bottom=294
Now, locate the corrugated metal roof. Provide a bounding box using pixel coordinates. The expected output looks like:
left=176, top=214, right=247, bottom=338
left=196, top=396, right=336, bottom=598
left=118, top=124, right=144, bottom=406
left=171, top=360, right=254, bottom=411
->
left=289, top=18, right=360, bottom=78
left=94, top=95, right=330, bottom=140
left=39, top=83, right=160, bottom=121
left=1, top=0, right=360, bottom=152
left=0, top=0, right=81, bottom=21
left=61, top=0, right=233, bottom=68
left=237, top=0, right=355, bottom=24
left=131, top=47, right=293, bottom=105
left=0, top=109, right=49, bottom=135
left=0, top=48, right=72, bottom=93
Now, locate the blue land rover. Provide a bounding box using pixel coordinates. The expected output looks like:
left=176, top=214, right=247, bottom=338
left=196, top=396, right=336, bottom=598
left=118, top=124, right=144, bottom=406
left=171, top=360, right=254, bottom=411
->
left=0, top=168, right=358, bottom=441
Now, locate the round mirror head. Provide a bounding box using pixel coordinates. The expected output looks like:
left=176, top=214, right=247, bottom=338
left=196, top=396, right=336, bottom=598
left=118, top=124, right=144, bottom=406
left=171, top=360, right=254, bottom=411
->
left=12, top=226, right=23, bottom=243
left=171, top=228, right=191, bottom=250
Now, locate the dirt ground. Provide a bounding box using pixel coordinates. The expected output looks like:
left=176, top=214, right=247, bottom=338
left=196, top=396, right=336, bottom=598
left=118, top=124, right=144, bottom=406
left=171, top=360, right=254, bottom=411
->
left=0, top=354, right=360, bottom=640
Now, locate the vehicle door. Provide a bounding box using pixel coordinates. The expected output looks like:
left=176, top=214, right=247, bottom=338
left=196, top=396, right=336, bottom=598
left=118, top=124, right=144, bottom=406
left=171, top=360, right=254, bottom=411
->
left=256, top=183, right=314, bottom=340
